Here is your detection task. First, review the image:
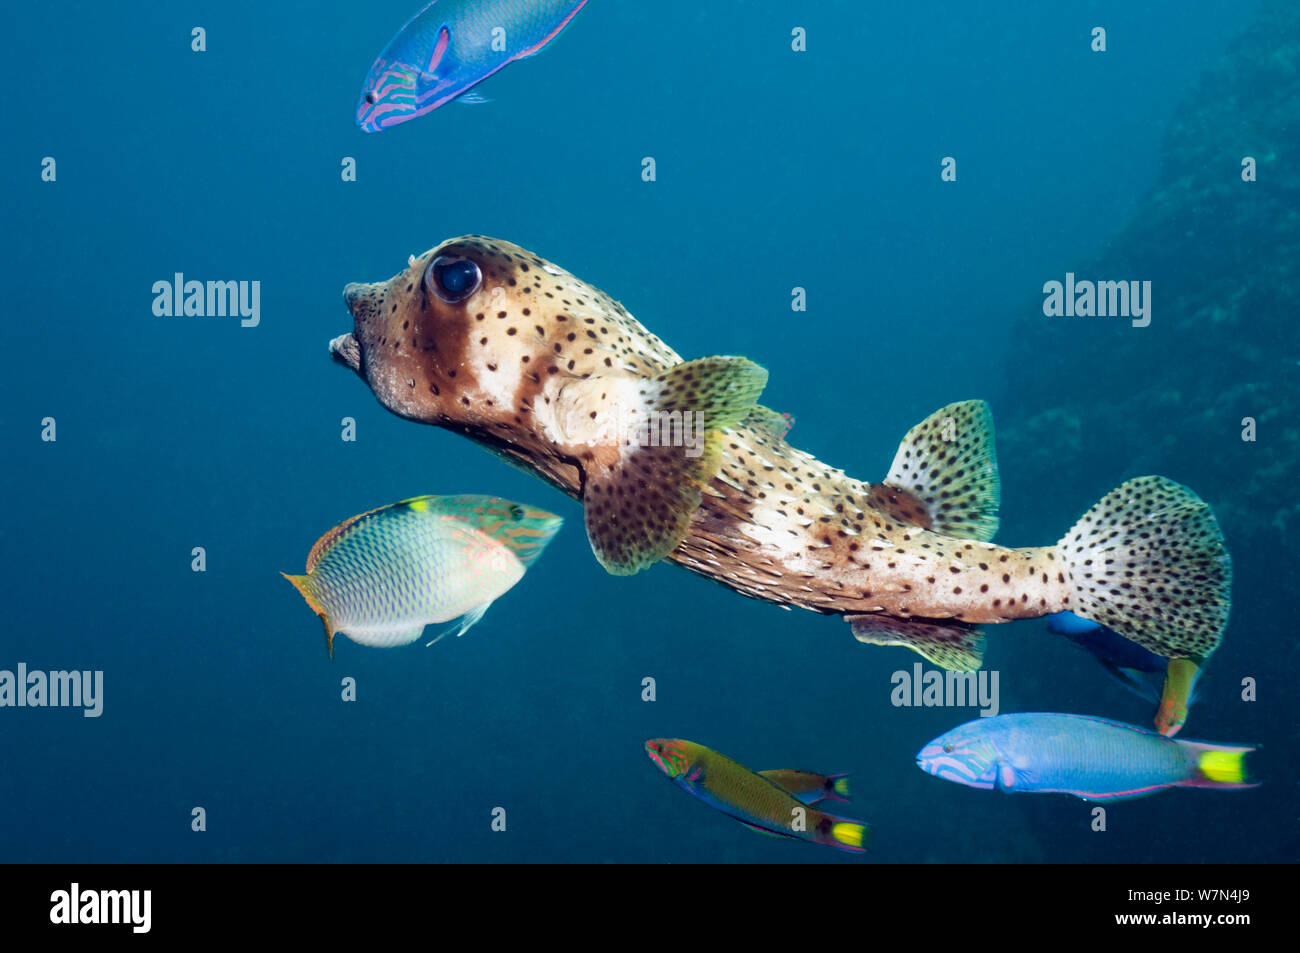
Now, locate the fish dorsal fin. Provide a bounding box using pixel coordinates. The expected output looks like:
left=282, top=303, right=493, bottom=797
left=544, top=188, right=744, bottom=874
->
left=745, top=405, right=794, bottom=441
left=847, top=613, right=986, bottom=672
left=304, top=503, right=392, bottom=572
left=583, top=356, right=767, bottom=575
left=877, top=400, right=1000, bottom=541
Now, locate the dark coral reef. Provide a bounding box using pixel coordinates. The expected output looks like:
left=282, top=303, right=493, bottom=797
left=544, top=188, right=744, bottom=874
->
left=998, top=0, right=1300, bottom=632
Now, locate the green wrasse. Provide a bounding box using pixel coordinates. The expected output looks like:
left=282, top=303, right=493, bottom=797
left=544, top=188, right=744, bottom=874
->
left=282, top=494, right=562, bottom=658
left=646, top=739, right=868, bottom=852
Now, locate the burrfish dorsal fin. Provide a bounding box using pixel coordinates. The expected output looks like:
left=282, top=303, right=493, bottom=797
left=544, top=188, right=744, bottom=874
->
left=584, top=356, right=767, bottom=575
left=847, top=613, right=986, bottom=672
left=874, top=400, right=1000, bottom=542
left=745, top=405, right=794, bottom=441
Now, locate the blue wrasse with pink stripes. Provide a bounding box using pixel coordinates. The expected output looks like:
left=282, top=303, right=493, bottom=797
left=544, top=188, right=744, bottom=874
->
left=357, top=0, right=587, bottom=132
left=917, top=713, right=1257, bottom=802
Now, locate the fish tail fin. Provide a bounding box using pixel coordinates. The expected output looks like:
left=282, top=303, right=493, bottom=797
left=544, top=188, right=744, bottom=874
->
left=1178, top=740, right=1259, bottom=790
left=1054, top=476, right=1232, bottom=660
left=281, top=572, right=337, bottom=659
left=825, top=773, right=852, bottom=802
left=584, top=355, right=767, bottom=575
left=816, top=813, right=870, bottom=852
left=1155, top=657, right=1202, bottom=737
left=869, top=399, right=1000, bottom=540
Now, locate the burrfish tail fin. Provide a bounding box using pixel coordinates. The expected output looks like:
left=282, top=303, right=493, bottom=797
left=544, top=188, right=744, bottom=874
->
left=1178, top=740, right=1258, bottom=790
left=1055, top=476, right=1231, bottom=660
left=584, top=356, right=767, bottom=575
left=847, top=613, right=985, bottom=672
left=815, top=813, right=870, bottom=853
left=869, top=400, right=1000, bottom=541
left=1155, top=657, right=1202, bottom=737
left=282, top=572, right=337, bottom=660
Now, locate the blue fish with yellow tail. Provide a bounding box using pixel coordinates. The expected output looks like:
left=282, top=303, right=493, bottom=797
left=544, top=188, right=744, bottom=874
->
left=282, top=495, right=562, bottom=658
left=917, top=713, right=1256, bottom=801
left=357, top=0, right=588, bottom=132
left=1047, top=611, right=1203, bottom=737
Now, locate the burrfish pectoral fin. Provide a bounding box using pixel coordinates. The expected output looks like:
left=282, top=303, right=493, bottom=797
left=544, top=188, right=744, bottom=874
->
left=870, top=399, right=1000, bottom=541
left=584, top=356, right=767, bottom=575
left=847, top=613, right=986, bottom=672
left=425, top=602, right=493, bottom=647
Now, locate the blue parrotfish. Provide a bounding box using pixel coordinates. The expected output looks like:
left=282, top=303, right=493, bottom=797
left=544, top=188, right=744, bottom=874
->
left=282, top=495, right=562, bottom=658
left=1047, top=611, right=1202, bottom=737
left=917, top=713, right=1257, bottom=801
left=327, top=236, right=1232, bottom=672
left=645, top=740, right=868, bottom=852
left=357, top=0, right=588, bottom=132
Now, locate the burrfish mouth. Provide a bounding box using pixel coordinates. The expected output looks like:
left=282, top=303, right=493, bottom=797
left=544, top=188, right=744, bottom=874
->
left=329, top=332, right=361, bottom=374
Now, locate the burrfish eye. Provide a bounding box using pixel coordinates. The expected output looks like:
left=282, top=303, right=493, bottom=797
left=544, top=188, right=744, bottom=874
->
left=426, top=255, right=482, bottom=304
left=365, top=91, right=377, bottom=105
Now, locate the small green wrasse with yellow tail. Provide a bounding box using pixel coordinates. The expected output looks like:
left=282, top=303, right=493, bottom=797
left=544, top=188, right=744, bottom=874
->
left=282, top=495, right=562, bottom=658
left=646, top=739, right=868, bottom=852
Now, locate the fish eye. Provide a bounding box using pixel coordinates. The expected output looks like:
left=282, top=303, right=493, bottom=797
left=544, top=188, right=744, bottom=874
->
left=509, top=504, right=524, bottom=520
left=365, top=91, right=377, bottom=104
left=943, top=744, right=953, bottom=754
left=425, top=255, right=482, bottom=304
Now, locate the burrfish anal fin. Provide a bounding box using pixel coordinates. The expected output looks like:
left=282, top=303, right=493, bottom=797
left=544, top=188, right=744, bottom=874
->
left=877, top=399, right=1000, bottom=541
left=426, top=602, right=493, bottom=647
left=584, top=355, right=767, bottom=575
left=281, top=572, right=337, bottom=660
left=1055, top=476, right=1231, bottom=660
left=847, top=613, right=985, bottom=672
